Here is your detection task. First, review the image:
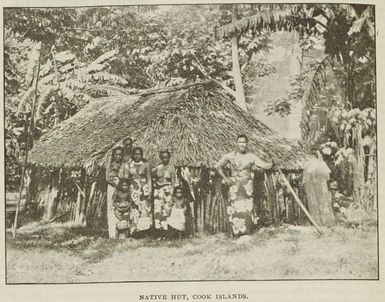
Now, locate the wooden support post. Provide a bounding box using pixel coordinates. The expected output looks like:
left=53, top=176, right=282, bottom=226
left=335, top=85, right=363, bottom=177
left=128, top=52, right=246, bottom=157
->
left=277, top=168, right=323, bottom=235
left=267, top=172, right=278, bottom=225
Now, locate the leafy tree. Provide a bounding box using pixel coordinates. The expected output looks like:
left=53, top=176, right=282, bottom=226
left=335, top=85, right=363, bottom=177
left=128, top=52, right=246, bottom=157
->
left=215, top=4, right=321, bottom=109
left=256, top=5, right=375, bottom=129
left=17, top=48, right=129, bottom=127
left=5, top=6, right=276, bottom=104
left=124, top=5, right=274, bottom=95
left=216, top=4, right=376, bottom=208
left=4, top=8, right=139, bottom=188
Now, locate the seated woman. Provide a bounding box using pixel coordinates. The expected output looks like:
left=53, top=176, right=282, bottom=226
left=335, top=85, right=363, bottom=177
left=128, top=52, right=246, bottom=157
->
left=167, top=186, right=188, bottom=240
left=112, top=178, right=133, bottom=239
left=152, top=149, right=176, bottom=238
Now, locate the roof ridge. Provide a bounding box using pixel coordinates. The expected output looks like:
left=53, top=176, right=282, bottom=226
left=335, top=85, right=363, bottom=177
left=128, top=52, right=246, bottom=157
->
left=137, top=80, right=210, bottom=97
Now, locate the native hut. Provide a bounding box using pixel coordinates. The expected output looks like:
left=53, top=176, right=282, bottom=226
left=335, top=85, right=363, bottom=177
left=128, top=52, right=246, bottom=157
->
left=28, top=82, right=311, bottom=234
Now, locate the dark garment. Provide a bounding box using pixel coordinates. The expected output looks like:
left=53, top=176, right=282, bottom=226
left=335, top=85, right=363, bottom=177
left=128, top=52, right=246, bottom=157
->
left=167, top=225, right=185, bottom=240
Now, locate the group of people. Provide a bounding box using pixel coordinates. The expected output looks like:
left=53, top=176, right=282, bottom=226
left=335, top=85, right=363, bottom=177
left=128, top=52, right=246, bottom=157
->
left=106, top=134, right=277, bottom=239
left=106, top=137, right=188, bottom=239
left=106, top=134, right=335, bottom=240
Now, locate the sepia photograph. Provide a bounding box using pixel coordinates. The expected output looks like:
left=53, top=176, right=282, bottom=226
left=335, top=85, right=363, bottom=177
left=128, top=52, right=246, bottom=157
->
left=3, top=2, right=378, bottom=284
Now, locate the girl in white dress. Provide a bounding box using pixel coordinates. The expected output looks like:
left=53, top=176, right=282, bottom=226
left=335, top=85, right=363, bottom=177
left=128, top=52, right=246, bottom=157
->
left=167, top=186, right=187, bottom=239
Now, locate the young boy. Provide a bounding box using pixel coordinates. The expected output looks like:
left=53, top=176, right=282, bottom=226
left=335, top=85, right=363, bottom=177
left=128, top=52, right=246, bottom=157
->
left=112, top=178, right=132, bottom=239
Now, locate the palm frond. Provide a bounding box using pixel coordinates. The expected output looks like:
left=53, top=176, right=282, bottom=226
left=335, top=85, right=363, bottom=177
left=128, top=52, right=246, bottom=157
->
left=86, top=85, right=131, bottom=96
left=60, top=85, right=76, bottom=100
left=216, top=7, right=297, bottom=38
left=91, top=48, right=118, bottom=65
left=77, top=72, right=128, bottom=85
left=81, top=63, right=107, bottom=74
left=40, top=73, right=56, bottom=85
left=54, top=51, right=76, bottom=64
left=59, top=62, right=77, bottom=74
left=17, top=87, right=36, bottom=114
left=62, top=79, right=86, bottom=90
left=300, top=55, right=336, bottom=141
left=35, top=85, right=59, bottom=120
left=40, top=59, right=53, bottom=78
left=348, top=6, right=374, bottom=38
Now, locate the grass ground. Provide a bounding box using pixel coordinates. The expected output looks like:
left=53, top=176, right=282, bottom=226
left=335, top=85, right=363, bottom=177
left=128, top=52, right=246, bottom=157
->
left=6, top=223, right=378, bottom=283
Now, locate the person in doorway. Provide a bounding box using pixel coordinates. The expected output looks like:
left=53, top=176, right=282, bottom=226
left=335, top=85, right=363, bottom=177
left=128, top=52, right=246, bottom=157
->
left=215, top=134, right=272, bottom=237
left=303, top=148, right=336, bottom=227
left=167, top=186, right=188, bottom=240
left=106, top=146, right=125, bottom=239
left=152, top=149, right=176, bottom=238
left=128, top=147, right=153, bottom=234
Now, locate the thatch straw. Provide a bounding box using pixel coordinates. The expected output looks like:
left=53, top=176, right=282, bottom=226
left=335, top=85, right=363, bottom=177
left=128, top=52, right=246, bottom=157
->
left=29, top=81, right=310, bottom=171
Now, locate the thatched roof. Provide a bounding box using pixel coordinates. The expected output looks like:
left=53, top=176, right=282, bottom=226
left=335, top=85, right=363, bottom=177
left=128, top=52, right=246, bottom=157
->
left=29, top=81, right=310, bottom=171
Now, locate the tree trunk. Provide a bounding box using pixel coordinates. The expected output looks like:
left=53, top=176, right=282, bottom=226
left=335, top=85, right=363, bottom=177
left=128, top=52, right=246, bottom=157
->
left=366, top=139, right=377, bottom=211
left=231, top=5, right=247, bottom=110
left=353, top=124, right=365, bottom=216
left=12, top=42, right=42, bottom=238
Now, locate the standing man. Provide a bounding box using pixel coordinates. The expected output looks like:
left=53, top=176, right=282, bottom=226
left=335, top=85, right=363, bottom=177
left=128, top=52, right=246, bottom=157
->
left=216, top=134, right=272, bottom=237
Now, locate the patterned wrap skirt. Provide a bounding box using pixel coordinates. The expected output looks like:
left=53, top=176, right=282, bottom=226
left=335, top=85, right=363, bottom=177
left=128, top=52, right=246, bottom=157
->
left=153, top=183, right=173, bottom=230
left=227, top=176, right=255, bottom=236
left=129, top=177, right=152, bottom=233
left=113, top=202, right=131, bottom=231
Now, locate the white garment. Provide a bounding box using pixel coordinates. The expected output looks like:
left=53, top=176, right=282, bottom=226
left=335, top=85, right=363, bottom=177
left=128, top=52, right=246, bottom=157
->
left=168, top=207, right=186, bottom=231
left=107, top=184, right=119, bottom=239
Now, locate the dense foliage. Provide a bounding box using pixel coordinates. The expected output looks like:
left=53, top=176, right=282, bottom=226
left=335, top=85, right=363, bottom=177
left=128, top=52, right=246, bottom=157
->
left=4, top=5, right=275, bottom=186
left=4, top=4, right=377, bottom=208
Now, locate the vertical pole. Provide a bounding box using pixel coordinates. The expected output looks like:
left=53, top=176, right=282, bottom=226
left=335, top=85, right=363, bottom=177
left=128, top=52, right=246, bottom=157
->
left=354, top=124, right=365, bottom=226
left=51, top=45, right=61, bottom=126
left=13, top=43, right=42, bottom=239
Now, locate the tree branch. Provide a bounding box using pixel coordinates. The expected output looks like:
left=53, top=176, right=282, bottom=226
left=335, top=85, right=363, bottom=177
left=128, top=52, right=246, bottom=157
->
left=60, top=26, right=131, bottom=34
left=191, top=54, right=237, bottom=99
left=314, top=19, right=328, bottom=31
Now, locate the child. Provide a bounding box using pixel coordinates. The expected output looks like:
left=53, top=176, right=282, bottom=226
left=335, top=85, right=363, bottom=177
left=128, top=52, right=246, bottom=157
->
left=167, top=186, right=187, bottom=240
left=112, top=178, right=132, bottom=239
